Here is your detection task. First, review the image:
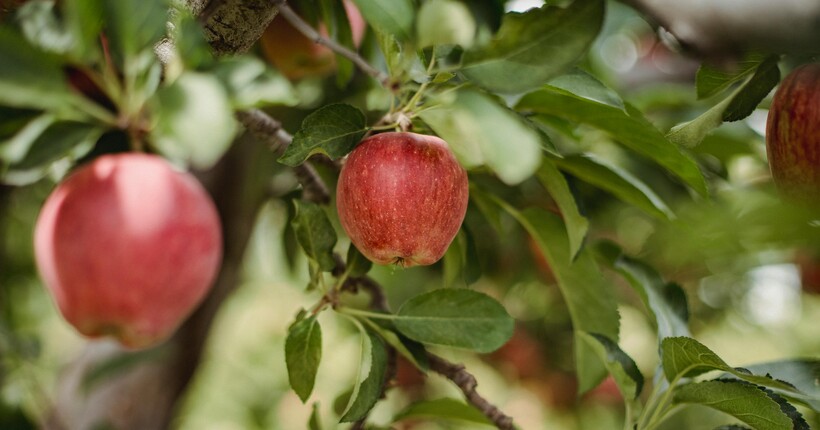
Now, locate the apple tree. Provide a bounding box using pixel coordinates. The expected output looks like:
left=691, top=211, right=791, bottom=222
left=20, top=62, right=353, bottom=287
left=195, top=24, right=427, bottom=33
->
left=0, top=0, right=818, bottom=429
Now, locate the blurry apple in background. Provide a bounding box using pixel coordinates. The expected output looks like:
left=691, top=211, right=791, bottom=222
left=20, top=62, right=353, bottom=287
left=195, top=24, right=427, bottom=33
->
left=795, top=250, right=820, bottom=294
left=766, top=62, right=820, bottom=203
left=336, top=132, right=469, bottom=267
left=34, top=153, right=223, bottom=349
left=260, top=0, right=366, bottom=80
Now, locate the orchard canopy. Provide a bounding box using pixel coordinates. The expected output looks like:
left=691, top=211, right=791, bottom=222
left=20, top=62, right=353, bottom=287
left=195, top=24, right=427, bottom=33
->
left=0, top=1, right=819, bottom=429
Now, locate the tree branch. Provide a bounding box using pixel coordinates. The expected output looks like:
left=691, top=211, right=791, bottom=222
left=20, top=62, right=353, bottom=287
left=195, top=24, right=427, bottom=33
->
left=620, top=0, right=820, bottom=58
left=271, top=0, right=392, bottom=88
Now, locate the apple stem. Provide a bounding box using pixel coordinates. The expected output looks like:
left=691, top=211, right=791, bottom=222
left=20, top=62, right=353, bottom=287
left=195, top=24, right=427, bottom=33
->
left=272, top=0, right=393, bottom=89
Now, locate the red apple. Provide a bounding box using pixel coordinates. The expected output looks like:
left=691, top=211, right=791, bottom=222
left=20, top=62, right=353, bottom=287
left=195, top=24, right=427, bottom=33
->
left=766, top=63, right=820, bottom=202
left=336, top=132, right=469, bottom=267
left=260, top=0, right=366, bottom=80
left=34, top=153, right=222, bottom=349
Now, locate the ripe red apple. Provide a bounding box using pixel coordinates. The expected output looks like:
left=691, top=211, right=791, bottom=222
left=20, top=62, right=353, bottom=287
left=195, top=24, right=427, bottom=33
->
left=34, top=153, right=223, bottom=349
left=336, top=132, right=469, bottom=267
left=766, top=63, right=820, bottom=202
left=260, top=0, right=365, bottom=80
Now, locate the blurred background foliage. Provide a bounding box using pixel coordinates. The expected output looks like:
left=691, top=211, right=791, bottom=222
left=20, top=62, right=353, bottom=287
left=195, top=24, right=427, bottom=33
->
left=1, top=0, right=819, bottom=429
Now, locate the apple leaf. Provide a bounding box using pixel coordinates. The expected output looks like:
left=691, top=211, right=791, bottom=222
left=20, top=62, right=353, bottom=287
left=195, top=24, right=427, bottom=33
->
left=516, top=207, right=619, bottom=393
left=460, top=0, right=604, bottom=94
left=517, top=86, right=708, bottom=196
left=549, top=153, right=674, bottom=220
left=345, top=243, right=372, bottom=277
left=442, top=229, right=480, bottom=288
left=17, top=1, right=73, bottom=55
left=548, top=68, right=625, bottom=111
left=150, top=72, right=237, bottom=170
left=673, top=380, right=808, bottom=430
left=102, top=0, right=167, bottom=62
left=286, top=314, right=323, bottom=403
left=392, top=398, right=493, bottom=426
left=340, top=330, right=388, bottom=422
left=696, top=52, right=769, bottom=100
left=63, top=0, right=104, bottom=62
left=594, top=241, right=690, bottom=342
left=0, top=27, right=74, bottom=111
left=535, top=161, right=589, bottom=259
left=211, top=57, right=298, bottom=109
left=580, top=332, right=644, bottom=400
left=420, top=88, right=541, bottom=185
left=308, top=403, right=322, bottom=430
left=350, top=0, right=414, bottom=41
left=714, top=426, right=753, bottom=430
left=291, top=201, right=338, bottom=273
left=722, top=360, right=820, bottom=412
left=361, top=318, right=429, bottom=372
left=278, top=103, right=367, bottom=167
left=393, top=289, right=514, bottom=353
left=416, top=0, right=476, bottom=48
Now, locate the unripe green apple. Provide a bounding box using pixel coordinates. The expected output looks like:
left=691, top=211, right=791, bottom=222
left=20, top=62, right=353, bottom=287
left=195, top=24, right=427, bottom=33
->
left=336, top=132, right=469, bottom=267
left=260, top=0, right=365, bottom=80
left=34, top=153, right=223, bottom=349
left=766, top=63, right=820, bottom=202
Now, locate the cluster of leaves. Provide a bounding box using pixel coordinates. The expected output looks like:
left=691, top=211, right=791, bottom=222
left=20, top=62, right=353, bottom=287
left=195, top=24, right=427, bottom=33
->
left=1, top=0, right=818, bottom=429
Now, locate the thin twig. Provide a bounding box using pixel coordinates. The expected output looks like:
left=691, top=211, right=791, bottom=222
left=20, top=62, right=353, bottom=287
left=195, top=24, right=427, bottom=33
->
left=271, top=0, right=392, bottom=88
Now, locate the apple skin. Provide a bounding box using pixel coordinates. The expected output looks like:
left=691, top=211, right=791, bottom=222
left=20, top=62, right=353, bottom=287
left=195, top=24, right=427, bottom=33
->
left=766, top=63, right=820, bottom=202
left=34, top=153, right=223, bottom=349
left=260, top=0, right=365, bottom=80
left=336, top=132, right=469, bottom=267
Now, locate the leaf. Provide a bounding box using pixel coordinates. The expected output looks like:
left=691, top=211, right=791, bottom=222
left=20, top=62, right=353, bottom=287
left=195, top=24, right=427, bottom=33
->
left=81, top=346, right=171, bottom=392
left=580, top=332, right=643, bottom=400
left=420, top=88, right=541, bottom=185
left=340, top=330, right=388, bottom=422
left=211, top=57, right=298, bottom=109
left=493, top=201, right=619, bottom=393
left=278, top=104, right=367, bottom=166
left=7, top=121, right=102, bottom=176
left=727, top=360, right=820, bottom=412
left=668, top=56, right=779, bottom=147
left=594, top=241, right=690, bottom=341
left=291, top=200, right=337, bottom=272
left=550, top=153, right=674, bottom=220
left=393, top=289, right=514, bottom=353
left=308, top=403, right=322, bottom=430
left=362, top=318, right=429, bottom=371
left=345, top=243, right=372, bottom=277
left=673, top=380, right=806, bottom=430
left=18, top=0, right=73, bottom=54
left=350, top=0, right=414, bottom=41
left=461, top=0, right=604, bottom=93
left=535, top=160, right=589, bottom=258
left=285, top=315, right=323, bottom=403
left=416, top=0, right=476, bottom=48
left=393, top=398, right=493, bottom=426
left=150, top=72, right=237, bottom=169
left=696, top=53, right=769, bottom=100
left=517, top=86, right=708, bottom=196
left=548, top=68, right=624, bottom=110
left=102, top=0, right=167, bottom=61
left=0, top=114, right=56, bottom=164
left=63, top=0, right=104, bottom=62
left=0, top=27, right=73, bottom=110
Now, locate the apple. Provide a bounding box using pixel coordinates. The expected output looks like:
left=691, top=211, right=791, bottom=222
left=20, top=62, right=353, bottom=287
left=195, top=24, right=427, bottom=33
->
left=336, top=132, right=469, bottom=267
left=766, top=62, right=820, bottom=202
left=34, top=153, right=223, bottom=349
left=260, top=0, right=366, bottom=80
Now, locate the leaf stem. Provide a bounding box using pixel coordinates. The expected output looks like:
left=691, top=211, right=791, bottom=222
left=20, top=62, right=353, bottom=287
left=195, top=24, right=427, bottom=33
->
left=337, top=307, right=396, bottom=320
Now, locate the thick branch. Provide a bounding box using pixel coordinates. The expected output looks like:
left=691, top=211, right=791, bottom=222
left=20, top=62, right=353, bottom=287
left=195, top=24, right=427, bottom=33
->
left=185, top=0, right=279, bottom=55
left=620, top=0, right=820, bottom=58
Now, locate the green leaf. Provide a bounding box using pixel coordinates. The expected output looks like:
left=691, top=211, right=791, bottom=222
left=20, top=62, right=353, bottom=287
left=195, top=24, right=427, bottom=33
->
left=517, top=86, right=707, bottom=196
left=319, top=0, right=355, bottom=87
left=172, top=8, right=216, bottom=71
left=81, top=346, right=171, bottom=392
left=535, top=160, right=588, bottom=258
left=340, top=330, right=388, bottom=422
left=518, top=207, right=619, bottom=393
left=416, top=0, right=476, bottom=48
left=722, top=56, right=779, bottom=122
left=0, top=27, right=73, bottom=110
left=393, top=398, right=493, bottom=426
left=696, top=53, right=769, bottom=100
left=0, top=114, right=56, bottom=164
left=286, top=315, right=323, bottom=403
left=18, top=0, right=73, bottom=54
left=460, top=0, right=604, bottom=93
left=548, top=68, right=624, bottom=110
left=292, top=200, right=338, bottom=272
left=666, top=93, right=734, bottom=149
left=308, top=403, right=322, bottom=430
left=7, top=121, right=102, bottom=173
left=150, top=72, right=237, bottom=169
left=102, top=0, right=167, bottom=61
left=728, top=360, right=820, bottom=412
left=420, top=88, right=541, bottom=184
left=393, top=289, right=514, bottom=353
left=580, top=332, right=643, bottom=400
left=550, top=153, right=674, bottom=220
left=211, top=57, right=298, bottom=109
left=345, top=243, right=372, bottom=277
left=350, top=0, right=413, bottom=41
left=441, top=229, right=480, bottom=287
left=278, top=104, right=367, bottom=167
left=594, top=241, right=690, bottom=341
left=361, top=318, right=429, bottom=372
left=673, top=380, right=805, bottom=430
left=63, top=0, right=103, bottom=62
